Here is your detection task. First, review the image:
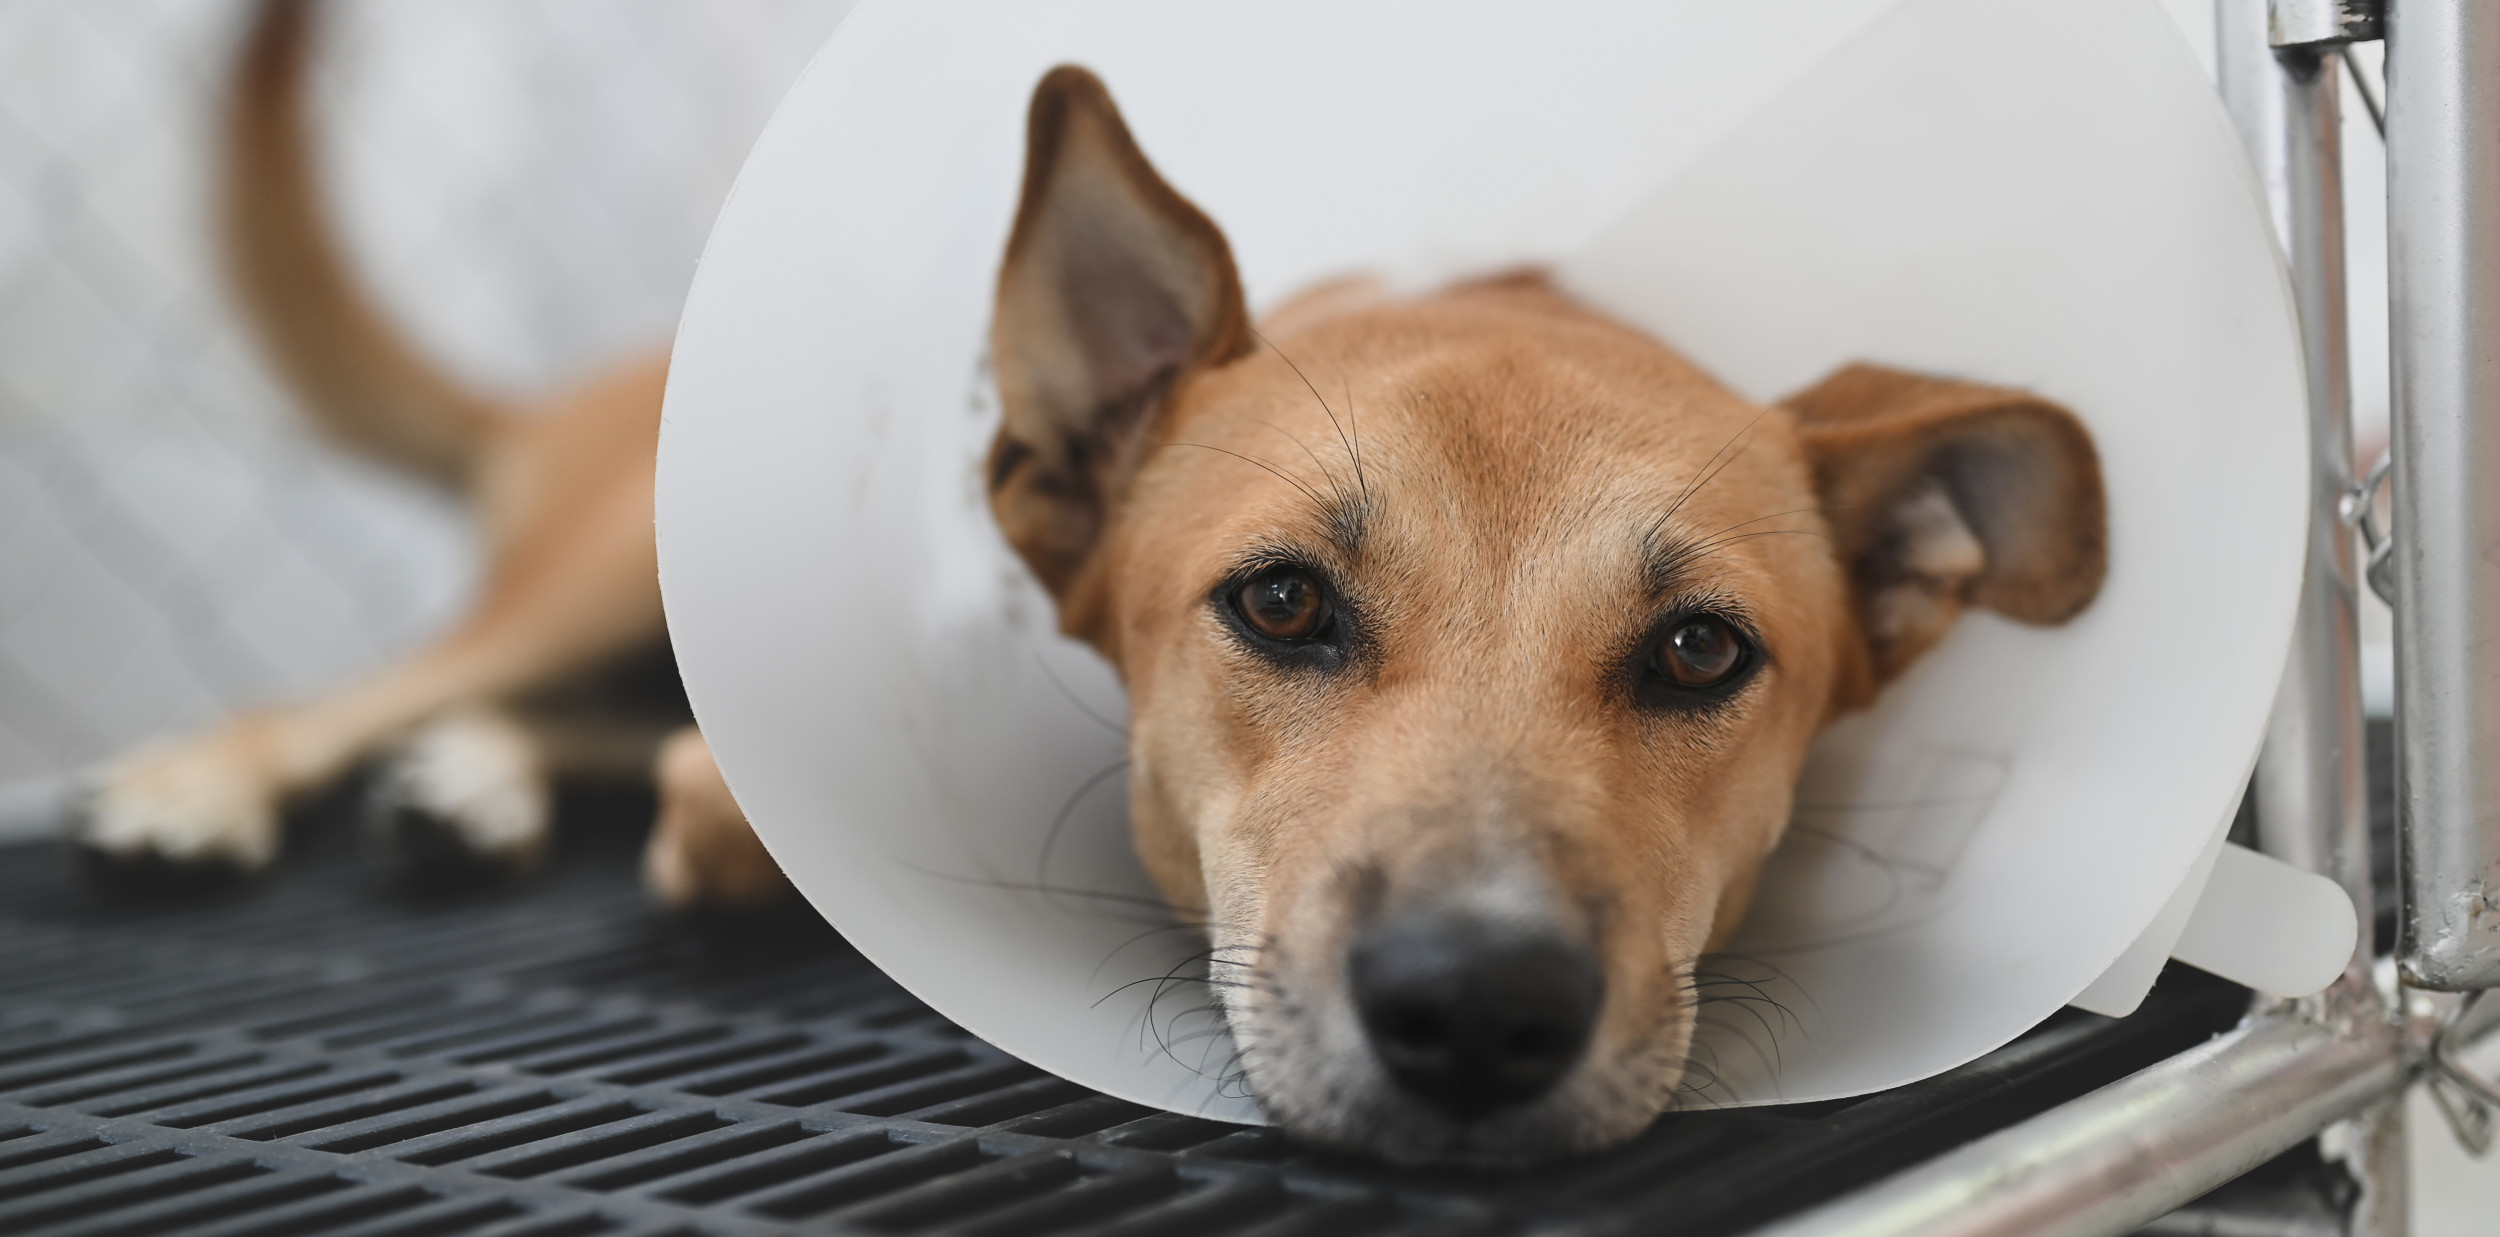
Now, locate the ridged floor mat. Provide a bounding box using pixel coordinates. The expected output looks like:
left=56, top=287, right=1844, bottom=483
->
left=0, top=792, right=2247, bottom=1237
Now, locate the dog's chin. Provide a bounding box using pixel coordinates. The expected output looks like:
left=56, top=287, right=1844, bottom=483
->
left=1242, top=1031, right=1682, bottom=1167
left=1257, top=1071, right=1668, bottom=1167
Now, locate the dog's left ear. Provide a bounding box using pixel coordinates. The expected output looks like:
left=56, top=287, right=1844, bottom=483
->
left=988, top=65, right=1253, bottom=601
left=1784, top=363, right=2107, bottom=694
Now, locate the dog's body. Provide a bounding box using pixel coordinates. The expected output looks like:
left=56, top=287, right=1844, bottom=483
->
left=74, top=0, right=777, bottom=908
left=81, top=5, right=2107, bottom=1165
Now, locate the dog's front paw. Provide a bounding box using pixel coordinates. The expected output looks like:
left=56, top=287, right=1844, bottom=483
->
left=645, top=728, right=791, bottom=910
left=73, top=737, right=282, bottom=885
left=363, top=711, right=550, bottom=886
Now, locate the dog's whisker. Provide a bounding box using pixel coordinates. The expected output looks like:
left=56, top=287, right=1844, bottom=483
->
left=1031, top=650, right=1127, bottom=739
left=1792, top=789, right=1994, bottom=812
left=1086, top=921, right=1267, bottom=987
left=1251, top=327, right=1366, bottom=507
left=1659, top=406, right=1773, bottom=529
left=1033, top=758, right=1130, bottom=908
left=1691, top=527, right=1832, bottom=555
left=1693, top=951, right=1824, bottom=1029
left=905, top=864, right=1175, bottom=913
left=1252, top=417, right=1352, bottom=502
left=1696, top=503, right=1851, bottom=542
left=1696, top=992, right=1790, bottom=1067
left=1340, top=372, right=1366, bottom=505
left=1165, top=441, right=1333, bottom=511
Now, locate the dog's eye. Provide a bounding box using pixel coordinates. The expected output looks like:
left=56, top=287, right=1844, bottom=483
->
left=1653, top=616, right=1745, bottom=688
left=1236, top=568, right=1331, bottom=641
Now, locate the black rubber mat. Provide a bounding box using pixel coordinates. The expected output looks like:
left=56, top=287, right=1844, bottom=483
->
left=0, top=789, right=2248, bottom=1237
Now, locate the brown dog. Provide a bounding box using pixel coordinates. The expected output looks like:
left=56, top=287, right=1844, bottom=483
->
left=980, top=66, right=2105, bottom=1162
left=80, top=3, right=2106, bottom=1163
left=72, top=0, right=778, bottom=908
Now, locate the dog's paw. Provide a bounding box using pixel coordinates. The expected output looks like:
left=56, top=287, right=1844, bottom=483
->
left=645, top=728, right=792, bottom=910
left=363, top=711, right=549, bottom=885
left=72, top=738, right=281, bottom=883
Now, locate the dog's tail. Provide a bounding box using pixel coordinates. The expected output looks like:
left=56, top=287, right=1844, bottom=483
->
left=222, top=0, right=507, bottom=490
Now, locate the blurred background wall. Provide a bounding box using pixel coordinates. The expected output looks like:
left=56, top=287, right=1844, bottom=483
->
left=0, top=0, right=856, bottom=831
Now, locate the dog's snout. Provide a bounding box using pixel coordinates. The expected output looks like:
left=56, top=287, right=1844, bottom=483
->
left=1347, top=913, right=1602, bottom=1121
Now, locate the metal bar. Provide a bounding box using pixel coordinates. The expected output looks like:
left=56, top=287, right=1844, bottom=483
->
left=2214, top=11, right=2407, bottom=1233
left=2325, top=1098, right=2412, bottom=1237
left=1753, top=990, right=2500, bottom=1237
left=2387, top=0, right=2500, bottom=991
left=1749, top=1004, right=2409, bottom=1237
left=2226, top=0, right=2376, bottom=974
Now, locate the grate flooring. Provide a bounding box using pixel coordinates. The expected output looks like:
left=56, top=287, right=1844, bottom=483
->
left=0, top=787, right=2250, bottom=1237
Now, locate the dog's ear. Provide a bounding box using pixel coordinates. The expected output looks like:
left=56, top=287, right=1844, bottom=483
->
left=1784, top=363, right=2107, bottom=692
left=988, top=65, right=1252, bottom=598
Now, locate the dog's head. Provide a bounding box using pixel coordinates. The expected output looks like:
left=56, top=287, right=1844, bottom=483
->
left=986, top=67, right=2105, bottom=1162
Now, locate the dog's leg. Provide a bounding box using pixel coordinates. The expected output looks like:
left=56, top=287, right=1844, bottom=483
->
left=77, top=654, right=498, bottom=880
left=362, top=707, right=550, bottom=881
left=368, top=700, right=685, bottom=882
left=77, top=722, right=292, bottom=877
left=75, top=649, right=464, bottom=878
left=643, top=727, right=790, bottom=909
left=77, top=416, right=667, bottom=882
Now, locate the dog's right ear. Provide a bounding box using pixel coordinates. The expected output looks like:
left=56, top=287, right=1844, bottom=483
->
left=988, top=65, right=1252, bottom=600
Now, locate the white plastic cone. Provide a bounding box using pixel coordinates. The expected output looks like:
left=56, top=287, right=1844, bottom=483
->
left=658, top=0, right=2310, bottom=1122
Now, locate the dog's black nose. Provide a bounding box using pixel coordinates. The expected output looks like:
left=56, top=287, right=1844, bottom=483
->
left=1347, top=913, right=1603, bottom=1120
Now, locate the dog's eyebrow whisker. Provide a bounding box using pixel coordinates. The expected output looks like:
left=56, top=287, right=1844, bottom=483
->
left=1684, top=527, right=1832, bottom=563
left=1340, top=372, right=1367, bottom=505
left=1695, top=504, right=1847, bottom=543
left=1655, top=502, right=1842, bottom=579
left=1252, top=417, right=1349, bottom=500
left=1251, top=327, right=1365, bottom=505
left=1164, top=441, right=1332, bottom=511
left=1661, top=406, right=1773, bottom=528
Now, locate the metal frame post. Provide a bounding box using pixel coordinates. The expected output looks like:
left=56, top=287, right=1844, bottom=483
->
left=2386, top=0, right=2500, bottom=992
left=2220, top=6, right=2405, bottom=1234
left=2221, top=0, right=2377, bottom=975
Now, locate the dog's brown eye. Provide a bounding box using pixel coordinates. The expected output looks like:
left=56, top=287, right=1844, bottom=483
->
left=1656, top=616, right=1743, bottom=687
left=1237, top=569, right=1329, bottom=641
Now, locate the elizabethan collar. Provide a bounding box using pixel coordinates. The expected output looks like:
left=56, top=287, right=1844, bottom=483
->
left=658, top=0, right=2336, bottom=1120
